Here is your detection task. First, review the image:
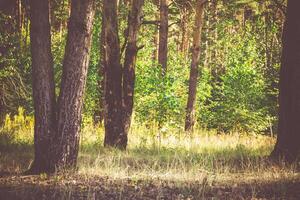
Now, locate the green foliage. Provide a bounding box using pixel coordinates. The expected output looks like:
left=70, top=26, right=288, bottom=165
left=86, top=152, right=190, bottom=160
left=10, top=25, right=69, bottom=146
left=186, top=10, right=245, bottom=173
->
left=84, top=14, right=101, bottom=116
left=0, top=12, right=32, bottom=118
left=135, top=51, right=189, bottom=128
left=0, top=107, right=33, bottom=148
left=200, top=24, right=272, bottom=133
left=0, top=0, right=284, bottom=134
left=195, top=1, right=282, bottom=133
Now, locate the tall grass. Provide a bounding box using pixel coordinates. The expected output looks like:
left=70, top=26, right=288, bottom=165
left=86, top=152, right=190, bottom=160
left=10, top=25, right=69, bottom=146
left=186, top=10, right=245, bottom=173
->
left=0, top=111, right=298, bottom=184
left=79, top=123, right=281, bottom=181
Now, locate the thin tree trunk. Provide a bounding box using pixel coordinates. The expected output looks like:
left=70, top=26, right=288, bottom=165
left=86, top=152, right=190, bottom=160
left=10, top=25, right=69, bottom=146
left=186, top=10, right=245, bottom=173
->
left=103, top=0, right=124, bottom=149
left=0, top=87, right=4, bottom=123
left=122, top=0, right=144, bottom=144
left=28, top=0, right=56, bottom=174
left=270, top=0, right=300, bottom=162
left=95, top=12, right=106, bottom=125
left=180, top=7, right=190, bottom=57
left=152, top=12, right=159, bottom=62
left=185, top=0, right=205, bottom=132
left=53, top=0, right=95, bottom=171
left=17, top=0, right=22, bottom=48
left=158, top=0, right=168, bottom=74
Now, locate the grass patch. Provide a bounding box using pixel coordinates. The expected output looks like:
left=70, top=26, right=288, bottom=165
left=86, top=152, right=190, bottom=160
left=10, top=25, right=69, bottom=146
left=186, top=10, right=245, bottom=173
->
left=0, top=120, right=299, bottom=199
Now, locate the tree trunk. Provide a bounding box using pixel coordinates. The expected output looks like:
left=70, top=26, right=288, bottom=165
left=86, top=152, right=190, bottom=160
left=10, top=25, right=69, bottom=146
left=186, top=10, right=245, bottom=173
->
left=122, top=0, right=144, bottom=144
left=158, top=0, right=168, bottom=74
left=180, top=7, right=190, bottom=58
left=185, top=0, right=205, bottom=132
left=0, top=88, right=4, bottom=123
left=28, top=0, right=56, bottom=174
left=95, top=12, right=106, bottom=125
left=53, top=0, right=95, bottom=171
left=152, top=12, right=160, bottom=62
left=103, top=0, right=144, bottom=149
left=103, top=0, right=124, bottom=149
left=270, top=0, right=300, bottom=162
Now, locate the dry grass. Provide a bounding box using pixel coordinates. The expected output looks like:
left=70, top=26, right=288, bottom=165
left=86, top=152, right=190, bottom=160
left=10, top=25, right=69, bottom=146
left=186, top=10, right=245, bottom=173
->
left=0, top=116, right=300, bottom=199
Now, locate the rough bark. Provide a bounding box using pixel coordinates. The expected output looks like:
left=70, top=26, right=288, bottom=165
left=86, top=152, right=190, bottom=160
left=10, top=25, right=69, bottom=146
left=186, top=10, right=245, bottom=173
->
left=28, top=0, right=56, bottom=174
left=103, top=0, right=124, bottom=149
left=270, top=0, right=300, bottom=162
left=103, top=0, right=144, bottom=149
left=158, top=0, right=168, bottom=74
left=185, top=0, right=205, bottom=132
left=53, top=0, right=95, bottom=170
left=122, top=0, right=144, bottom=143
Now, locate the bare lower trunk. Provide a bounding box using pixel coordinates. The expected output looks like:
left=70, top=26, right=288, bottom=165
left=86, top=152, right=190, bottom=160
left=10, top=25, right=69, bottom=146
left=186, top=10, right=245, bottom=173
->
left=158, top=0, right=168, bottom=74
left=53, top=0, right=95, bottom=171
left=185, top=1, right=205, bottom=132
left=270, top=0, right=300, bottom=162
left=28, top=0, right=56, bottom=174
left=103, top=0, right=124, bottom=149
left=103, top=0, right=144, bottom=149
left=122, top=0, right=144, bottom=142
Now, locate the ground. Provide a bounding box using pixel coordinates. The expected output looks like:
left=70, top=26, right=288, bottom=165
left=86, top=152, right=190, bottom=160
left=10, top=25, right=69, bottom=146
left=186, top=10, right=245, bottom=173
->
left=1, top=172, right=300, bottom=199
left=0, top=126, right=300, bottom=199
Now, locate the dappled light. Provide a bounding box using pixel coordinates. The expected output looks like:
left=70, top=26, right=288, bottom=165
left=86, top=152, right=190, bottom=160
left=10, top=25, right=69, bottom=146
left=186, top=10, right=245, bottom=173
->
left=1, top=0, right=300, bottom=199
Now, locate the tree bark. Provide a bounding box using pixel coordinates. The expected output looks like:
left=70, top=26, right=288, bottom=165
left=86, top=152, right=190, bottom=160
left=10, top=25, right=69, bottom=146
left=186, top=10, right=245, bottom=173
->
left=103, top=0, right=144, bottom=149
left=28, top=0, right=56, bottom=174
left=122, top=0, right=144, bottom=144
left=95, top=12, right=106, bottom=125
left=270, top=0, right=300, bottom=162
left=185, top=0, right=205, bottom=132
left=180, top=6, right=190, bottom=57
left=103, top=0, right=124, bottom=149
left=53, top=0, right=95, bottom=170
left=152, top=12, right=160, bottom=62
left=158, top=0, right=168, bottom=74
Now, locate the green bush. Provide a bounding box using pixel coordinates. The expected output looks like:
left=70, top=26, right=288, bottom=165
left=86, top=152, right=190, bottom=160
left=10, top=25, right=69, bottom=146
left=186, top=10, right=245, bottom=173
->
left=200, top=25, right=271, bottom=133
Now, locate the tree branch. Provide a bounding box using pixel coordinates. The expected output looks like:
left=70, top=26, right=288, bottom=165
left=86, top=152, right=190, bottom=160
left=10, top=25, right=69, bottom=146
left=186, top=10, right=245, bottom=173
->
left=142, top=20, right=160, bottom=26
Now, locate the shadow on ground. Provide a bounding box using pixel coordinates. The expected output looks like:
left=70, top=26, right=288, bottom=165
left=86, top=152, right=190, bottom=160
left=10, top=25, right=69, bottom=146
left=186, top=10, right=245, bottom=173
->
left=0, top=174, right=300, bottom=200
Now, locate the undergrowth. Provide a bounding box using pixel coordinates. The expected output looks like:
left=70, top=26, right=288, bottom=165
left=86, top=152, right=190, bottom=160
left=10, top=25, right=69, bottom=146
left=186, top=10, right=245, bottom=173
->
left=0, top=110, right=299, bottom=199
left=0, top=109, right=298, bottom=182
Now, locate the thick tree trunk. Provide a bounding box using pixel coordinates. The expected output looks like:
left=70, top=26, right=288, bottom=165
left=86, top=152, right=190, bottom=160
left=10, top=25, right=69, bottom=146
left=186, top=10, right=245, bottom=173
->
left=158, top=0, right=168, bottom=74
left=103, top=0, right=144, bottom=149
left=103, top=0, right=124, bottom=149
left=28, top=0, right=56, bottom=174
left=122, top=0, right=144, bottom=143
left=270, top=0, right=300, bottom=162
left=53, top=0, right=95, bottom=171
left=185, top=0, right=205, bottom=132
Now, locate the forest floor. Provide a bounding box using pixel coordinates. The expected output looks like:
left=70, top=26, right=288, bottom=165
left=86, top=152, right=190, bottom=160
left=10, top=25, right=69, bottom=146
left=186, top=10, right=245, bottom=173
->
left=0, top=127, right=300, bottom=199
